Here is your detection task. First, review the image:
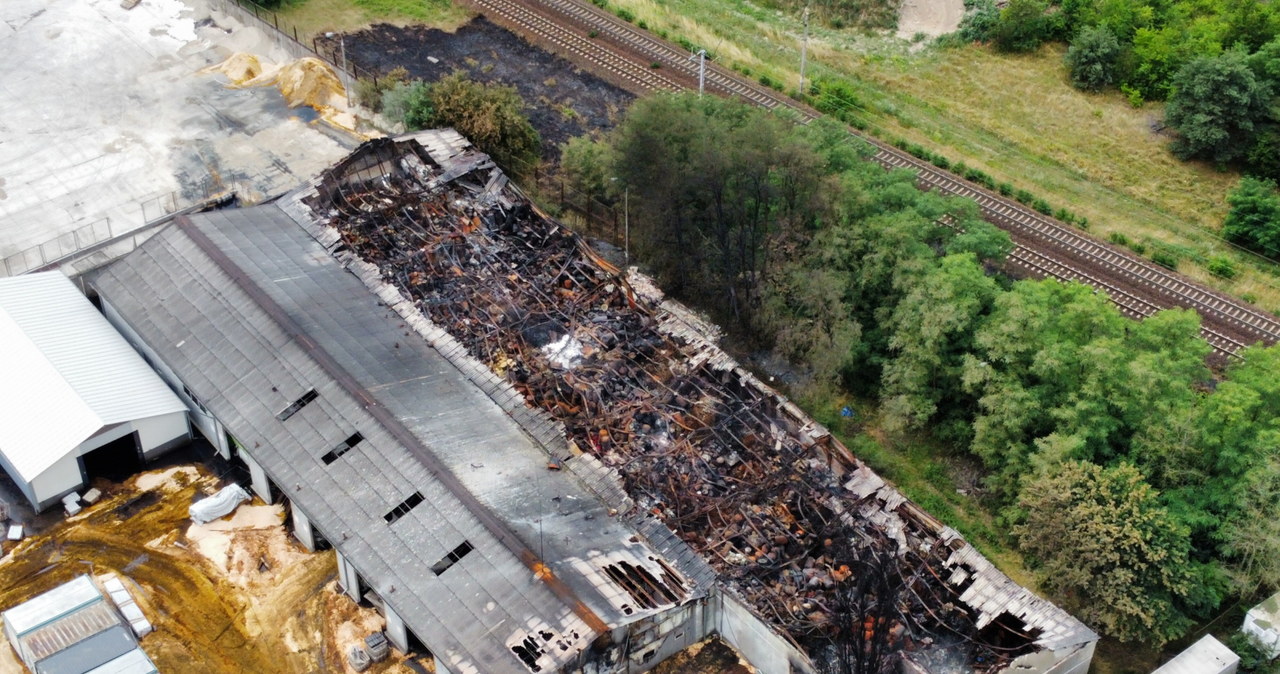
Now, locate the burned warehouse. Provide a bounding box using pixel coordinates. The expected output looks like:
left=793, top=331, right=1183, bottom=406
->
left=90, top=130, right=1097, bottom=673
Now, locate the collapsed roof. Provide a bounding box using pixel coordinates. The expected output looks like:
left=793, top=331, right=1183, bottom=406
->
left=274, top=131, right=1097, bottom=673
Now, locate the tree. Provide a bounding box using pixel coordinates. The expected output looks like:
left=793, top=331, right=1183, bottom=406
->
left=427, top=72, right=542, bottom=178
left=381, top=80, right=433, bottom=130
left=1066, top=25, right=1123, bottom=91
left=1015, top=461, right=1195, bottom=645
left=993, top=0, right=1049, bottom=53
left=1223, top=176, right=1280, bottom=257
left=962, top=279, right=1128, bottom=488
left=881, top=253, right=998, bottom=440
left=1165, top=51, right=1271, bottom=163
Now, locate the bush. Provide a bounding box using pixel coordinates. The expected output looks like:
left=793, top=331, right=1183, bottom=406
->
left=998, top=182, right=1014, bottom=197
left=1207, top=255, right=1239, bottom=279
left=1152, top=250, right=1179, bottom=269
left=993, top=0, right=1049, bottom=53
left=391, top=72, right=542, bottom=179
left=1108, top=232, right=1131, bottom=246
left=355, top=67, right=409, bottom=113
left=616, top=7, right=635, bottom=22
left=957, top=0, right=1000, bottom=42
left=1065, top=25, right=1122, bottom=91
left=381, top=80, right=434, bottom=129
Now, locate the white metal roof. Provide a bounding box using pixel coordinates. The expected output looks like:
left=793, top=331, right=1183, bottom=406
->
left=1152, top=635, right=1239, bottom=674
left=0, top=272, right=186, bottom=481
left=2, top=575, right=102, bottom=637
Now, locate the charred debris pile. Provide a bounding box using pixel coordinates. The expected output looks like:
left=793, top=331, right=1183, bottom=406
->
left=302, top=139, right=1047, bottom=673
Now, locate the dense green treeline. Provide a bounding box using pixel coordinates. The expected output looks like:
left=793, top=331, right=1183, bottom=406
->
left=563, top=93, right=1280, bottom=648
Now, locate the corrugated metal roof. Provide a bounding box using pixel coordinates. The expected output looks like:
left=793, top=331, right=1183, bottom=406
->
left=33, top=624, right=136, bottom=674
left=90, top=204, right=711, bottom=674
left=0, top=272, right=186, bottom=481
left=3, top=575, right=102, bottom=636
left=0, top=307, right=102, bottom=480
left=81, top=648, right=157, bottom=674
left=1152, top=635, right=1239, bottom=674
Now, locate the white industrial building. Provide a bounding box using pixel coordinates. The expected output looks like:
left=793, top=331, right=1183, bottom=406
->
left=1152, top=635, right=1239, bottom=674
left=0, top=272, right=189, bottom=511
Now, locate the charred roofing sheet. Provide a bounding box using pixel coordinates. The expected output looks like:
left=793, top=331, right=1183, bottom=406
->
left=90, top=206, right=701, bottom=674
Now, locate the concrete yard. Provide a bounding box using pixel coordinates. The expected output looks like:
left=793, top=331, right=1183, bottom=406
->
left=0, top=0, right=358, bottom=269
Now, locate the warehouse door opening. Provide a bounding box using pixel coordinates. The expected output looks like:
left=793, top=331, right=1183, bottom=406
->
left=81, top=433, right=144, bottom=483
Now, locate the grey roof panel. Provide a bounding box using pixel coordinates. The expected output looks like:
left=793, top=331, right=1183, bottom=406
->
left=33, top=625, right=136, bottom=674
left=92, top=198, right=712, bottom=674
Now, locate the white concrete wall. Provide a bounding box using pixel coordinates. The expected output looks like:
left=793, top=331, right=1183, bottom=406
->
left=337, top=550, right=362, bottom=603
left=711, top=588, right=813, bottom=674
left=384, top=602, right=409, bottom=653
left=292, top=502, right=316, bottom=552
left=0, top=450, right=40, bottom=510
left=132, top=412, right=190, bottom=459
left=1004, top=641, right=1097, bottom=674
left=239, top=448, right=274, bottom=505
left=30, top=453, right=84, bottom=510
left=623, top=600, right=711, bottom=672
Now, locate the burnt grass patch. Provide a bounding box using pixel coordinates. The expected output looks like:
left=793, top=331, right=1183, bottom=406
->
left=339, top=18, right=635, bottom=160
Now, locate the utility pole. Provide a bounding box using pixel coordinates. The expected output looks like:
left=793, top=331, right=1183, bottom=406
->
left=799, top=5, right=810, bottom=97
left=689, top=49, right=707, bottom=96
left=623, top=186, right=630, bottom=266
left=325, top=31, right=352, bottom=107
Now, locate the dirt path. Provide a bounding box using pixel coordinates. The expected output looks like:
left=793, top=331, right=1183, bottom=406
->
left=896, top=0, right=964, bottom=39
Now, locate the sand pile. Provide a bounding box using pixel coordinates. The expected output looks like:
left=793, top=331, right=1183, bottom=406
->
left=202, top=54, right=357, bottom=131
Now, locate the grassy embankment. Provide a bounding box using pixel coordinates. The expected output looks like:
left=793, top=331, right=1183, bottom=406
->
left=273, top=0, right=472, bottom=39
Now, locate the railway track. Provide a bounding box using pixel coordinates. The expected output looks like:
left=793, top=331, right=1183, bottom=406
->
left=460, top=0, right=1280, bottom=357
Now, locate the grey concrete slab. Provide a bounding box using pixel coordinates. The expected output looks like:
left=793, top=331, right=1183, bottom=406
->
left=0, top=0, right=358, bottom=264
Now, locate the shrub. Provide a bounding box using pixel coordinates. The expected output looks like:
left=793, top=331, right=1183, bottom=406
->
left=1065, top=25, right=1122, bottom=91
left=355, top=66, right=409, bottom=113
left=1108, top=232, right=1131, bottom=246
left=616, top=7, right=635, bottom=22
left=957, top=0, right=1000, bottom=42
left=1130, top=241, right=1147, bottom=254
left=998, top=182, right=1014, bottom=196
left=993, top=0, right=1049, bottom=53
left=1207, top=255, right=1238, bottom=279
left=1152, top=250, right=1179, bottom=269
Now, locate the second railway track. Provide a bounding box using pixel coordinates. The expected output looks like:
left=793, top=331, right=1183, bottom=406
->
left=458, top=0, right=1280, bottom=358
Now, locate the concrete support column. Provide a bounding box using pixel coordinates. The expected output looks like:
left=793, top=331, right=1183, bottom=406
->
left=213, top=420, right=231, bottom=461
left=384, top=602, right=409, bottom=653
left=336, top=550, right=362, bottom=603
left=240, top=449, right=273, bottom=505
left=291, top=502, right=315, bottom=552
left=435, top=659, right=454, bottom=674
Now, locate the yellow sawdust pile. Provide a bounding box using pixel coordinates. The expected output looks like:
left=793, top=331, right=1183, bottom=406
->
left=201, top=54, right=356, bottom=131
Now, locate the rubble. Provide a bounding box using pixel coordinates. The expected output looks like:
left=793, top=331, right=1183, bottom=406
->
left=293, top=136, right=1091, bottom=673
